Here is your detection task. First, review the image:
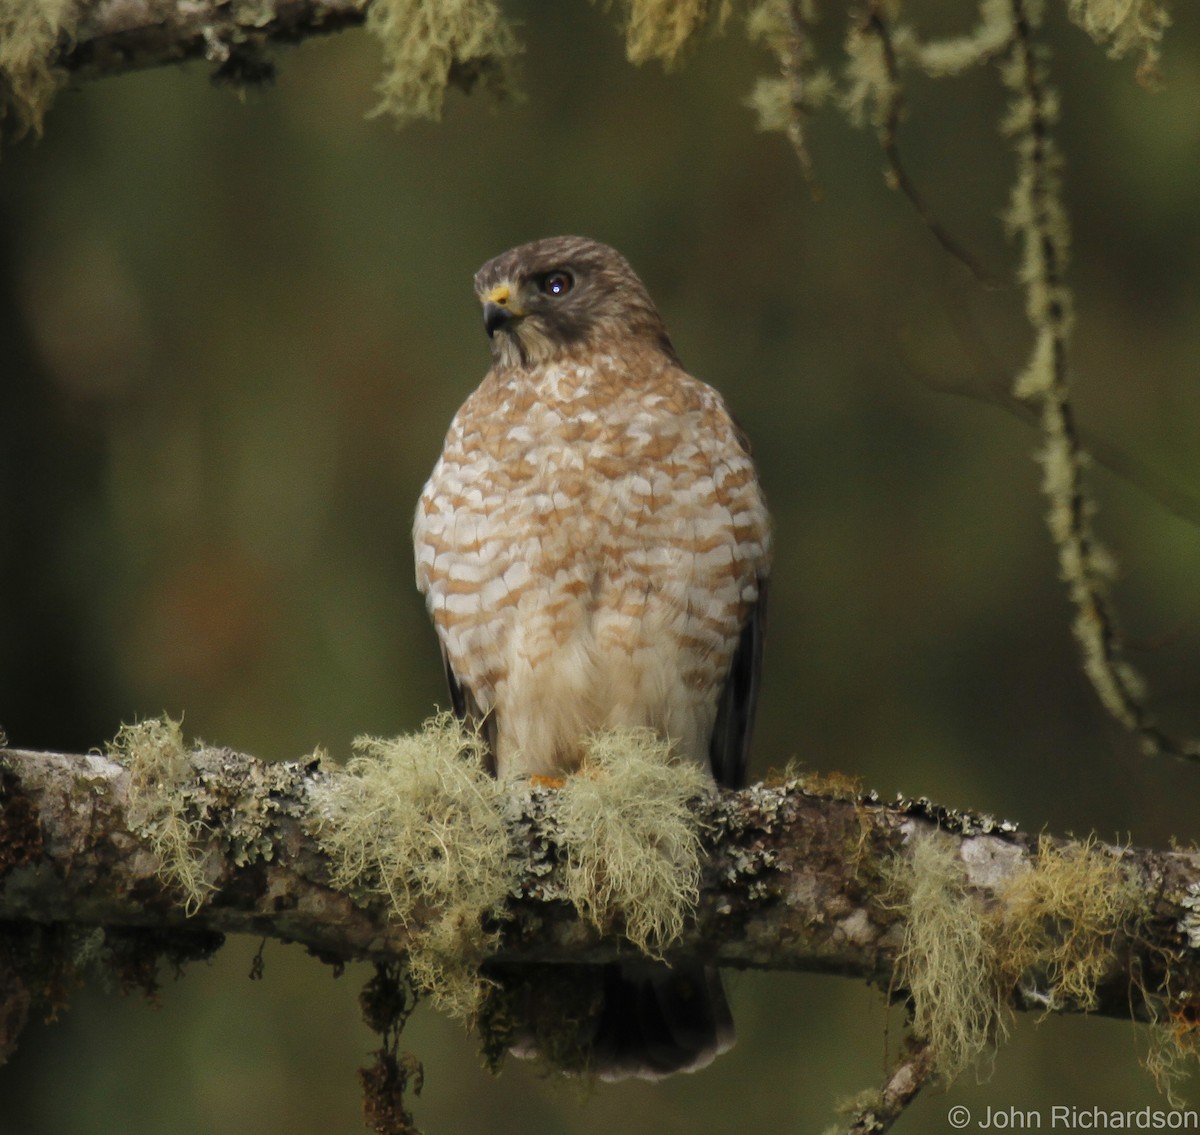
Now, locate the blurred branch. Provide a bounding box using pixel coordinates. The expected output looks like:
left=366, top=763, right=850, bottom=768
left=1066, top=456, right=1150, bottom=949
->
left=3, top=742, right=1200, bottom=1047
left=855, top=1, right=1000, bottom=287
left=59, top=0, right=367, bottom=84
left=832, top=1042, right=938, bottom=1135
left=904, top=357, right=1200, bottom=534
left=4, top=0, right=520, bottom=137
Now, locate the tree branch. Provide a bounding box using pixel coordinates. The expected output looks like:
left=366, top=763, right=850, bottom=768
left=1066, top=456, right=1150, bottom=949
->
left=61, top=0, right=366, bottom=84
left=834, top=1041, right=938, bottom=1135
left=2, top=742, right=1199, bottom=1024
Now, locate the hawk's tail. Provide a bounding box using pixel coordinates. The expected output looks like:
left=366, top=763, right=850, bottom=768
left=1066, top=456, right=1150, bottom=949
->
left=500, top=961, right=734, bottom=1081
left=590, top=961, right=735, bottom=1080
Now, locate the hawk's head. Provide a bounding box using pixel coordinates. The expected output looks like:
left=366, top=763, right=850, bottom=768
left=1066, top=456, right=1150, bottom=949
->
left=473, top=236, right=677, bottom=368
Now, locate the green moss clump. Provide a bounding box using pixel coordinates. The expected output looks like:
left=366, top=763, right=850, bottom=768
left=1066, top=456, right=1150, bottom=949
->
left=314, top=721, right=710, bottom=1041
left=996, top=838, right=1146, bottom=1012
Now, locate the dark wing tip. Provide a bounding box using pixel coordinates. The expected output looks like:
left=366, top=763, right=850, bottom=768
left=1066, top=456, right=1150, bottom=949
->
left=708, top=574, right=768, bottom=789
left=441, top=647, right=498, bottom=777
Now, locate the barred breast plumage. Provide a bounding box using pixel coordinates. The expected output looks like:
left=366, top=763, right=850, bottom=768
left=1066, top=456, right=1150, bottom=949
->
left=415, top=343, right=769, bottom=780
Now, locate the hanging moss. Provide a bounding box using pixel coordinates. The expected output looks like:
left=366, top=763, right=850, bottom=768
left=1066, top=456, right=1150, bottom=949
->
left=618, top=0, right=720, bottom=67
left=885, top=833, right=1006, bottom=1080
left=995, top=837, right=1146, bottom=1012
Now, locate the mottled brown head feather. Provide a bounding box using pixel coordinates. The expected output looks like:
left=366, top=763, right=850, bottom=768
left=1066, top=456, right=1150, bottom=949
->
left=474, top=236, right=678, bottom=367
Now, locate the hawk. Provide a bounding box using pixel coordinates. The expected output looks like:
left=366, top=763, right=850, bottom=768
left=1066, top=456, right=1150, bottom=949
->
left=413, top=235, right=771, bottom=1079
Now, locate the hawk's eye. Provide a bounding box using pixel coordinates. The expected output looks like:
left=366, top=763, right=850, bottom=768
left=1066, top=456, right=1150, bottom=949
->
left=541, top=271, right=573, bottom=297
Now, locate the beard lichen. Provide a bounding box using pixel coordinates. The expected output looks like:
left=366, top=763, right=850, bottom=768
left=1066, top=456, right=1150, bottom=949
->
left=1145, top=996, right=1200, bottom=1108
left=886, top=832, right=1006, bottom=1081
left=0, top=0, right=76, bottom=137
left=365, top=0, right=521, bottom=124
left=311, top=714, right=513, bottom=1020
left=108, top=715, right=214, bottom=916
left=994, top=837, right=1146, bottom=1014
left=313, top=720, right=709, bottom=1019
left=618, top=0, right=722, bottom=67
left=886, top=831, right=1147, bottom=1083
left=556, top=728, right=709, bottom=958
left=314, top=720, right=710, bottom=1088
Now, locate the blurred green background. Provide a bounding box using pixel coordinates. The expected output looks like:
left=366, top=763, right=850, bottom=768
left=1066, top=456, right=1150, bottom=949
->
left=3, top=2, right=1200, bottom=1132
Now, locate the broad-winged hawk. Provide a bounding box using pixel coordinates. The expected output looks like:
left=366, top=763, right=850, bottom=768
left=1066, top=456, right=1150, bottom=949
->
left=414, top=235, right=771, bottom=1078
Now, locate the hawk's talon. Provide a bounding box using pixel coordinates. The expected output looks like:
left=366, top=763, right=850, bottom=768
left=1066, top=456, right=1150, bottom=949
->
left=529, top=774, right=566, bottom=789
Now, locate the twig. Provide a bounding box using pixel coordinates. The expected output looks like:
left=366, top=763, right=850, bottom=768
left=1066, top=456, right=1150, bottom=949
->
left=835, top=1042, right=938, bottom=1135
left=860, top=1, right=1000, bottom=287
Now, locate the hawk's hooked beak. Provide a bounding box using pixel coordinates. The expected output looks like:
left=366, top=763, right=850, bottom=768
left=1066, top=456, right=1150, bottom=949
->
left=482, top=283, right=525, bottom=338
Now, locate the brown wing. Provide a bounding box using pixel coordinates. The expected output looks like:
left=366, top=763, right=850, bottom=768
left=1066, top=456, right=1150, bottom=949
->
left=707, top=574, right=767, bottom=790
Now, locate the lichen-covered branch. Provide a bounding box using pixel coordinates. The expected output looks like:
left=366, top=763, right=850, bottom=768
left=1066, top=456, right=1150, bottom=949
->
left=63, top=0, right=368, bottom=82
left=744, top=0, right=1199, bottom=765
left=829, top=1041, right=938, bottom=1135
left=3, top=734, right=1200, bottom=1055
left=746, top=0, right=831, bottom=196
left=0, top=0, right=521, bottom=137
left=0, top=0, right=368, bottom=136
left=844, top=0, right=998, bottom=285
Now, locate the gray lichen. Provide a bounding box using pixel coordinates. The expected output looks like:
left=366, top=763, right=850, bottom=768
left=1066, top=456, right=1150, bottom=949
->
left=1179, top=880, right=1200, bottom=951
left=106, top=717, right=317, bottom=916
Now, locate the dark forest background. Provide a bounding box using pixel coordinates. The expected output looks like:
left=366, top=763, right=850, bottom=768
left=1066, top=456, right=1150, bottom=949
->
left=2, top=2, right=1199, bottom=1131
